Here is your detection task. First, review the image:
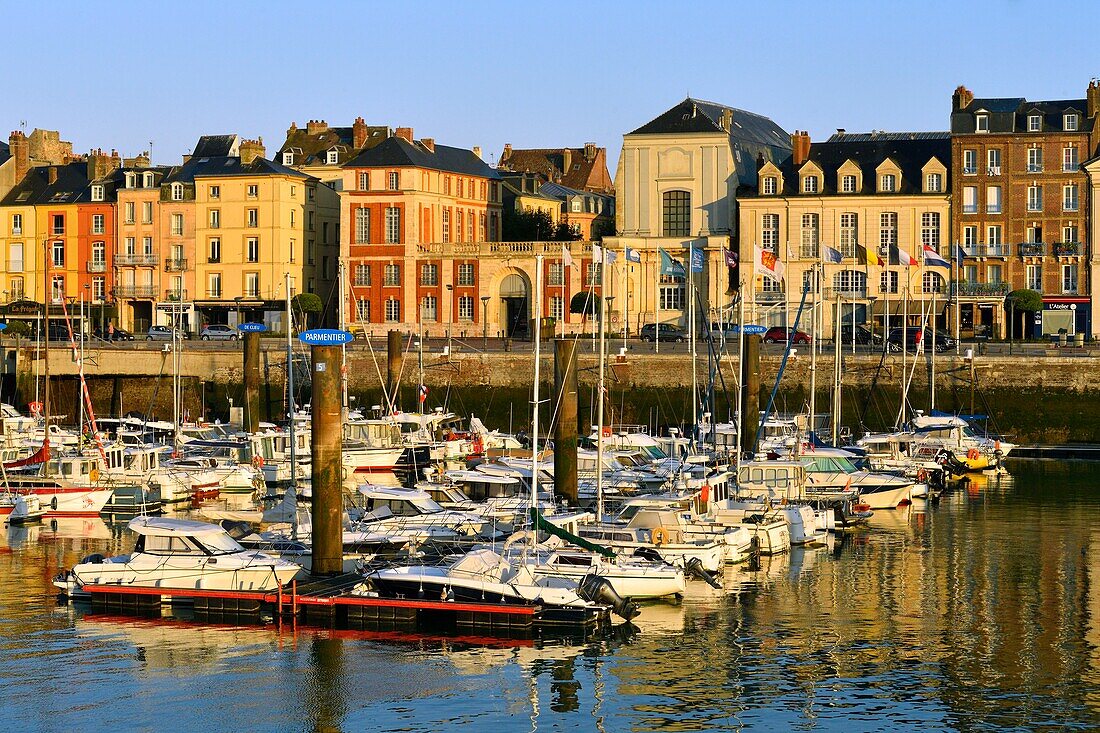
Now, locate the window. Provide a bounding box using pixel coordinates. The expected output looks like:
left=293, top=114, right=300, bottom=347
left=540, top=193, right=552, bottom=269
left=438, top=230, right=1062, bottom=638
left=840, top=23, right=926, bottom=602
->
left=142, top=201, right=153, bottom=223
left=283, top=152, right=294, bottom=166
left=1063, top=184, right=1079, bottom=211
left=384, top=264, right=400, bottom=286
left=208, top=273, right=222, bottom=298
left=963, top=226, right=978, bottom=247
left=963, top=186, right=977, bottom=213
left=832, top=270, right=865, bottom=294
left=247, top=185, right=258, bottom=198
left=289, top=209, right=295, bottom=227
left=388, top=171, right=399, bottom=191
left=125, top=236, right=136, bottom=254
left=761, top=214, right=779, bottom=253
left=1028, top=115, right=1041, bottom=132
left=143, top=236, right=153, bottom=254
left=1026, top=226, right=1043, bottom=244
left=171, top=183, right=184, bottom=201
left=548, top=262, right=564, bottom=286
left=358, top=172, right=370, bottom=191
left=355, top=208, right=370, bottom=243
left=1027, top=147, right=1043, bottom=173
left=879, top=174, right=896, bottom=192
left=571, top=200, right=582, bottom=213
left=880, top=270, right=898, bottom=294
left=354, top=264, right=371, bottom=287
left=762, top=177, right=777, bottom=195
left=920, top=212, right=940, bottom=251
left=420, top=296, right=437, bottom=322
left=841, top=174, right=857, bottom=193
left=52, top=241, right=64, bottom=267
left=456, top=210, right=464, bottom=243
left=479, top=213, right=486, bottom=241
left=11, top=214, right=22, bottom=235
left=458, top=263, right=475, bottom=286
left=922, top=271, right=944, bottom=294
left=355, top=298, right=370, bottom=322
left=1064, top=145, right=1079, bottom=172
left=489, top=212, right=498, bottom=241
left=209, top=185, right=220, bottom=199
left=879, top=212, right=898, bottom=253
left=171, top=213, right=183, bottom=235
left=1027, top=185, right=1043, bottom=212
left=586, top=263, right=601, bottom=286
left=976, top=114, right=989, bottom=132
left=799, top=213, right=819, bottom=258
left=1027, top=264, right=1042, bottom=291
left=244, top=273, right=259, bottom=298
left=925, top=173, right=942, bottom=192
left=52, top=214, right=65, bottom=235
left=209, top=209, right=220, bottom=228
left=441, top=208, right=450, bottom=243
left=802, top=175, right=819, bottom=193
left=987, top=149, right=1001, bottom=174
left=421, top=263, right=438, bottom=286
left=125, top=172, right=136, bottom=188
left=659, top=276, right=685, bottom=310
left=246, top=237, right=259, bottom=262
left=9, top=276, right=22, bottom=300
left=8, top=243, right=23, bottom=273
left=548, top=296, right=563, bottom=323
left=88, top=184, right=104, bottom=202
left=92, top=214, right=105, bottom=234
left=1064, top=113, right=1078, bottom=132
left=466, top=209, right=474, bottom=241
left=91, top=242, right=107, bottom=267
left=124, top=202, right=135, bottom=223
left=986, top=186, right=1002, bottom=214
left=963, top=265, right=978, bottom=283
left=385, top=207, right=401, bottom=243
left=247, top=209, right=258, bottom=227
left=326, top=149, right=338, bottom=165
left=987, top=264, right=1003, bottom=284
left=385, top=298, right=400, bottom=322
left=1063, top=225, right=1079, bottom=243
left=1063, top=264, right=1079, bottom=293
left=839, top=213, right=857, bottom=259
left=963, top=149, right=977, bottom=174
left=987, top=225, right=1003, bottom=253
left=51, top=276, right=64, bottom=303
left=208, top=238, right=221, bottom=263
left=661, top=191, right=691, bottom=237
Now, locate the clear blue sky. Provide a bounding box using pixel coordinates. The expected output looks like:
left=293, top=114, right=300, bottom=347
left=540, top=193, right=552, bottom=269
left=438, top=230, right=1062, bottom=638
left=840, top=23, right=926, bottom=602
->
left=7, top=0, right=1099, bottom=170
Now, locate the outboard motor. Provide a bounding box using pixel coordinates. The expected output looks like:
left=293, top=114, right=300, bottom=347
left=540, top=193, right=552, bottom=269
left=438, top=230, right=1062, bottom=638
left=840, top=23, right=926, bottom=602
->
left=577, top=574, right=640, bottom=621
left=684, top=557, right=722, bottom=589
left=631, top=546, right=666, bottom=564
left=219, top=520, right=254, bottom=540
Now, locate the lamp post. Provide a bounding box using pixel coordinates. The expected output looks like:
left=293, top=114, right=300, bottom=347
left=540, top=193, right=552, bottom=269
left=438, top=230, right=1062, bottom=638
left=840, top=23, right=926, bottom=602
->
left=481, top=296, right=491, bottom=348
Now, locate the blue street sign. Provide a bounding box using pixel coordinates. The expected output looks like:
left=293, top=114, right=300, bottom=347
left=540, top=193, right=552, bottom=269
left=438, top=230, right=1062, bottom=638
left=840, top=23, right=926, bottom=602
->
left=0, top=323, right=8, bottom=331
left=299, top=328, right=354, bottom=345
left=238, top=322, right=268, bottom=332
left=733, top=324, right=767, bottom=335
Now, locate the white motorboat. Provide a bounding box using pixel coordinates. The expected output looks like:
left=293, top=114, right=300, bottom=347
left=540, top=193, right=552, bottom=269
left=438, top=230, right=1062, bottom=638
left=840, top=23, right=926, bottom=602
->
left=53, top=516, right=300, bottom=597
left=576, top=521, right=725, bottom=573
left=2, top=494, right=45, bottom=524
left=707, top=500, right=792, bottom=555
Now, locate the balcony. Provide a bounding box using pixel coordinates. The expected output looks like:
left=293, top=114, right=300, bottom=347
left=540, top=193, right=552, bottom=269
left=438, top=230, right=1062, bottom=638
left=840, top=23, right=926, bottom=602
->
left=963, top=166, right=978, bottom=175
left=822, top=286, right=868, bottom=299
left=206, top=289, right=223, bottom=299
left=1027, top=164, right=1043, bottom=173
left=51, top=227, right=64, bottom=236
left=163, top=289, right=188, bottom=302
left=754, top=290, right=786, bottom=303
left=115, top=284, right=157, bottom=299
left=1064, top=164, right=1079, bottom=173
left=1018, top=242, right=1047, bottom=257
left=949, top=280, right=1010, bottom=297
left=962, top=204, right=978, bottom=214
left=116, top=253, right=159, bottom=266
left=208, top=255, right=221, bottom=264
left=987, top=166, right=1001, bottom=176
left=986, top=204, right=1002, bottom=214
left=87, top=260, right=107, bottom=273
left=165, top=258, right=189, bottom=272
left=961, top=244, right=1009, bottom=257
left=1053, top=242, right=1081, bottom=257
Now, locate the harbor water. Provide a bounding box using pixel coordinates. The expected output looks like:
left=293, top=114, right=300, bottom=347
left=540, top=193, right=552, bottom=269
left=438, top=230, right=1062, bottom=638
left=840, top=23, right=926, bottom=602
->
left=4, top=458, right=1100, bottom=732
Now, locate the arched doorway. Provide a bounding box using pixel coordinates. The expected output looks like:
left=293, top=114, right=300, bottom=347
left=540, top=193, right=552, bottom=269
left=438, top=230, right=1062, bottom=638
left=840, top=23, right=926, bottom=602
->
left=499, top=272, right=530, bottom=338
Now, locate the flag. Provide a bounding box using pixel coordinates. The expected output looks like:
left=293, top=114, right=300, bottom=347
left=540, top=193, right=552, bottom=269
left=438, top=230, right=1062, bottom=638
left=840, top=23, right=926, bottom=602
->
left=955, top=244, right=967, bottom=265
left=889, top=245, right=919, bottom=266
left=659, top=248, right=685, bottom=277
left=823, top=245, right=843, bottom=263
left=625, top=247, right=641, bottom=263
left=689, top=246, right=704, bottom=273
left=562, top=245, right=574, bottom=268
left=755, top=245, right=785, bottom=282
left=856, top=242, right=883, bottom=266
left=724, top=248, right=739, bottom=268
left=923, top=244, right=950, bottom=268
left=593, top=243, right=617, bottom=264
left=418, top=385, right=428, bottom=404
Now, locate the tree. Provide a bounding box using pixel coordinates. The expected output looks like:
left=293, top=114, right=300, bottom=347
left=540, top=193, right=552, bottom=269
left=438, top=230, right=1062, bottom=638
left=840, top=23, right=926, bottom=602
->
left=4, top=320, right=29, bottom=346
left=551, top=222, right=582, bottom=241
left=292, top=293, right=323, bottom=331
left=1005, top=289, right=1042, bottom=339
left=502, top=207, right=556, bottom=242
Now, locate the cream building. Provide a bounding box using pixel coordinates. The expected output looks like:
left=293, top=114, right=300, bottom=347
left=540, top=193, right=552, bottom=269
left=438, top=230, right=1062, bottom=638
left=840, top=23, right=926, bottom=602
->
left=738, top=131, right=952, bottom=338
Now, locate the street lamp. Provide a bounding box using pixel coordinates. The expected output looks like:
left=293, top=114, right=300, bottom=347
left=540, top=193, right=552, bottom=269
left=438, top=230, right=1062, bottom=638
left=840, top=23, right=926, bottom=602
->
left=481, top=296, right=491, bottom=348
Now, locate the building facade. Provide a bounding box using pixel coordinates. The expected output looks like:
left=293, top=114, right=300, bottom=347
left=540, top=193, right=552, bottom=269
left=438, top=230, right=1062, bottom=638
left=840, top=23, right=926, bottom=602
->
left=498, top=143, right=613, bottom=194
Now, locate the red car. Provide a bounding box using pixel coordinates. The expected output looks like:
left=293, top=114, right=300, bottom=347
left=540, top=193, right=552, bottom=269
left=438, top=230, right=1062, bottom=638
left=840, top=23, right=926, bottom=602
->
left=763, top=326, right=811, bottom=344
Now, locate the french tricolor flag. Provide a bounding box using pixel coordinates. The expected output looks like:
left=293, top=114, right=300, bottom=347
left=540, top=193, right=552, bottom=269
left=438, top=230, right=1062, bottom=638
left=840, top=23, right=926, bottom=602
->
left=418, top=385, right=428, bottom=404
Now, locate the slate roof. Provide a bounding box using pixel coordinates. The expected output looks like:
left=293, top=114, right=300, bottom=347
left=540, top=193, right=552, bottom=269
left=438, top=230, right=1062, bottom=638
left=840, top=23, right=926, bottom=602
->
left=275, top=124, right=390, bottom=167
left=501, top=178, right=560, bottom=203
left=163, top=155, right=310, bottom=184
left=953, top=95, right=1088, bottom=134
left=0, top=161, right=100, bottom=205
left=192, top=135, right=239, bottom=157
left=0, top=140, right=9, bottom=167
left=747, top=132, right=951, bottom=197
left=498, top=147, right=611, bottom=192
left=344, top=136, right=501, bottom=179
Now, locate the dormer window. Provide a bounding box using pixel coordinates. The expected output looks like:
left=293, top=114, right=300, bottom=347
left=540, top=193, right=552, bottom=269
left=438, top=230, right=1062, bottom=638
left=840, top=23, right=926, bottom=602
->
left=125, top=172, right=136, bottom=188
left=326, top=149, right=338, bottom=165
left=90, top=184, right=104, bottom=202
left=975, top=114, right=989, bottom=132
left=283, top=152, right=294, bottom=166
left=925, top=173, right=943, bottom=193
left=1028, top=114, right=1042, bottom=132
left=143, top=172, right=153, bottom=188
left=762, top=176, right=777, bottom=195
left=1064, top=113, right=1079, bottom=132
left=880, top=174, right=897, bottom=193
left=170, top=182, right=184, bottom=201
left=841, top=175, right=857, bottom=193
left=802, top=175, right=819, bottom=193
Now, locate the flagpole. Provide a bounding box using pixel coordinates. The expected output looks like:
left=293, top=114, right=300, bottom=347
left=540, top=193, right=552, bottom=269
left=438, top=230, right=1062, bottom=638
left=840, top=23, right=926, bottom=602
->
left=622, top=257, right=628, bottom=351
left=954, top=243, right=961, bottom=355
left=931, top=285, right=937, bottom=411
left=689, top=241, right=697, bottom=448
left=654, top=249, right=660, bottom=355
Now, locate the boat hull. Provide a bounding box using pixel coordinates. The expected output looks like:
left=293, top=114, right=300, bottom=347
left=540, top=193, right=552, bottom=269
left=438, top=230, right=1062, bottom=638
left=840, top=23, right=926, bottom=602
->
left=858, top=483, right=912, bottom=510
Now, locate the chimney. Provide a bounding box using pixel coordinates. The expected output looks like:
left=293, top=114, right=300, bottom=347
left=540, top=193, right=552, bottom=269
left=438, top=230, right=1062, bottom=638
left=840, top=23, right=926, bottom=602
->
left=1088, top=80, right=1100, bottom=120
left=584, top=142, right=597, bottom=162
left=110, top=148, right=121, bottom=172
left=306, top=119, right=328, bottom=135
left=87, top=148, right=111, bottom=181
left=720, top=108, right=733, bottom=132
left=352, top=116, right=368, bottom=149
left=562, top=149, right=572, bottom=173
left=240, top=137, right=265, bottom=164
left=953, top=85, right=975, bottom=111
left=9, top=131, right=28, bottom=182
left=502, top=143, right=512, bottom=161
left=791, top=131, right=811, bottom=166
left=395, top=127, right=414, bottom=144
left=48, top=166, right=58, bottom=185
left=471, top=145, right=480, bottom=159
left=421, top=138, right=435, bottom=153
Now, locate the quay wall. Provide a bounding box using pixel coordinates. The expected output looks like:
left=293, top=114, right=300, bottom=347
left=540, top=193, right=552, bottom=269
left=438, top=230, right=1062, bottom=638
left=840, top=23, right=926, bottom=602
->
left=11, top=345, right=1100, bottom=444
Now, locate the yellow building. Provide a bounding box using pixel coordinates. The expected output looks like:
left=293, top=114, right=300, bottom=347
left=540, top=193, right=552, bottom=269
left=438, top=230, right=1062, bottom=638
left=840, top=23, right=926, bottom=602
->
left=739, top=131, right=952, bottom=337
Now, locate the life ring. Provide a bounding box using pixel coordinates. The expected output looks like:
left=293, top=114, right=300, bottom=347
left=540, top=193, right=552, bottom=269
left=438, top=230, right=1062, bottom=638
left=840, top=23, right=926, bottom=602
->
left=700, top=484, right=710, bottom=504
left=994, top=440, right=1001, bottom=452
left=916, top=468, right=928, bottom=482
left=89, top=468, right=100, bottom=483
left=651, top=527, right=669, bottom=547
left=252, top=455, right=265, bottom=468
left=967, top=448, right=980, bottom=461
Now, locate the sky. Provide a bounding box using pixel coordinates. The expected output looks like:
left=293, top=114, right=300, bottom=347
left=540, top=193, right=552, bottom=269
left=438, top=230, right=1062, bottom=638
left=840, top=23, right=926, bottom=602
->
left=6, top=0, right=1100, bottom=171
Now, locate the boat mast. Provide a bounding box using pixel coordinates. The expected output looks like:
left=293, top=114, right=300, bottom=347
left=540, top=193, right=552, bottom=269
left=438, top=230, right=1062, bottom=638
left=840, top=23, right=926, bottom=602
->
left=734, top=278, right=745, bottom=477
left=43, top=238, right=50, bottom=477
left=689, top=242, right=697, bottom=450
left=930, top=286, right=937, bottom=411
left=832, top=293, right=842, bottom=444
left=286, top=272, right=296, bottom=494
left=530, top=254, right=543, bottom=541
left=338, top=259, right=348, bottom=415
left=808, top=262, right=818, bottom=449
left=596, top=246, right=607, bottom=522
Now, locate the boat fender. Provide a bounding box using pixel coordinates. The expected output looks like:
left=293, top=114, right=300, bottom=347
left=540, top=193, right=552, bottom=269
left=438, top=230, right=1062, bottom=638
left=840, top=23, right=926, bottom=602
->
left=80, top=553, right=106, bottom=565
left=651, top=527, right=669, bottom=547
left=967, top=448, right=980, bottom=461
left=577, top=574, right=640, bottom=621
left=89, top=468, right=100, bottom=483
left=684, top=557, right=722, bottom=589
left=994, top=440, right=1002, bottom=454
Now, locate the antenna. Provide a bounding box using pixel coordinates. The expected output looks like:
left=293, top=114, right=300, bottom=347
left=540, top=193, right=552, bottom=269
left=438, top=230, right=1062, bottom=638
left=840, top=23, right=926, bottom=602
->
left=19, top=120, right=26, bottom=131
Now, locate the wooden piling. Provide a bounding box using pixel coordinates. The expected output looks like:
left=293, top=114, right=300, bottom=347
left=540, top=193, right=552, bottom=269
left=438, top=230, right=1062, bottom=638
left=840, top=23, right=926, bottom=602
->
left=553, top=338, right=579, bottom=505
left=311, top=344, right=343, bottom=576
left=741, top=335, right=761, bottom=456
left=243, top=332, right=261, bottom=432
left=386, top=330, right=403, bottom=409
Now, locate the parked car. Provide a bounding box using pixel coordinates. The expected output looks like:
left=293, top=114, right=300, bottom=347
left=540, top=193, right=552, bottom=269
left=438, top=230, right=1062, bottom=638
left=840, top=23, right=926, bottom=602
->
left=763, top=326, right=811, bottom=345
left=639, top=323, right=686, bottom=342
left=93, top=326, right=135, bottom=342
left=146, top=325, right=188, bottom=341
left=200, top=324, right=240, bottom=341
left=886, top=327, right=955, bottom=352
left=838, top=324, right=883, bottom=345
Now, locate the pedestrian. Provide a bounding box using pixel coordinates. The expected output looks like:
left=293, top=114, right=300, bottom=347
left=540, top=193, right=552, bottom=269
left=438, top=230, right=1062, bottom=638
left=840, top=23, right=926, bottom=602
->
left=107, top=322, right=115, bottom=343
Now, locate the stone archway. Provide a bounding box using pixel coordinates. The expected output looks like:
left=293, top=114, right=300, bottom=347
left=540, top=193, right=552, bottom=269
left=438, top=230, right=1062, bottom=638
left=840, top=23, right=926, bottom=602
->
left=498, top=271, right=530, bottom=338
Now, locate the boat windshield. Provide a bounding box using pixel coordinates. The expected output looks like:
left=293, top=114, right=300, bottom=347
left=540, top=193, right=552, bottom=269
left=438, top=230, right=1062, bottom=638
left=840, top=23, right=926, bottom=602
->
left=803, top=456, right=859, bottom=473
left=194, top=532, right=246, bottom=555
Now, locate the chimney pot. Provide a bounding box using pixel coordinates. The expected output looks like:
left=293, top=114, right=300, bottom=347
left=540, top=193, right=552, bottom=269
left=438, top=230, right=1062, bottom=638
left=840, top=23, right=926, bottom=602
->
left=472, top=145, right=480, bottom=159
left=9, top=130, right=28, bottom=182
left=352, top=116, right=368, bottom=149
left=48, top=166, right=58, bottom=184
left=395, top=127, right=414, bottom=144
left=421, top=138, right=435, bottom=153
